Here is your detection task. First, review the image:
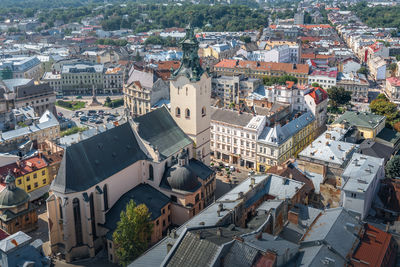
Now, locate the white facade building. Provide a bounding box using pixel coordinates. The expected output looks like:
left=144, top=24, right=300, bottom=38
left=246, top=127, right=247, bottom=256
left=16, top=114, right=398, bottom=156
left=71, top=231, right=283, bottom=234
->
left=341, top=153, right=384, bottom=220
left=308, top=70, right=337, bottom=89
left=210, top=107, right=265, bottom=169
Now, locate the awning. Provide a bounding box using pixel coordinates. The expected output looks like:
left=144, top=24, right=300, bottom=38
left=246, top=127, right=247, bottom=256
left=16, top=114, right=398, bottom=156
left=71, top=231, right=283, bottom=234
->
left=29, top=185, right=50, bottom=201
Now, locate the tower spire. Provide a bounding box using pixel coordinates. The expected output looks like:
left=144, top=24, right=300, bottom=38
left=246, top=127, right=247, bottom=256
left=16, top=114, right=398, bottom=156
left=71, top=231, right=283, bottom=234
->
left=172, top=24, right=204, bottom=81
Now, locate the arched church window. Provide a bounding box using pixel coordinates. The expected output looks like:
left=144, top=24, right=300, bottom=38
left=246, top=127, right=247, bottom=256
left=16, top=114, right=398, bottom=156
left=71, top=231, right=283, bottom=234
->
left=149, top=165, right=154, bottom=181
left=185, top=108, right=190, bottom=118
left=73, top=198, right=83, bottom=245
left=103, top=184, right=109, bottom=211
left=202, top=106, right=206, bottom=117
left=176, top=107, right=181, bottom=117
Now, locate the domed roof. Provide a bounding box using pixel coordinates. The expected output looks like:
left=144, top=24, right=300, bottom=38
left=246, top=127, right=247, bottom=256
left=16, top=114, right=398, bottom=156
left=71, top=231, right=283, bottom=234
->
left=0, top=172, right=30, bottom=209
left=166, top=165, right=200, bottom=192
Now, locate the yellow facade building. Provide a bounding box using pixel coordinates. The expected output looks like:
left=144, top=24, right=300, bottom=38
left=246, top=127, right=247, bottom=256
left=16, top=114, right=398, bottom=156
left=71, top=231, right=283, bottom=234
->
left=331, top=111, right=386, bottom=141
left=0, top=156, right=50, bottom=198
left=257, top=112, right=316, bottom=173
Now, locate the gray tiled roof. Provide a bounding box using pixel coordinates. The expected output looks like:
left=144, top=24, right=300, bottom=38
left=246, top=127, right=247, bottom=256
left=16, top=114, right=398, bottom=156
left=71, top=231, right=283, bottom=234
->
left=51, top=123, right=148, bottom=194
left=134, top=106, right=192, bottom=158
left=333, top=111, right=385, bottom=129
left=104, top=183, right=170, bottom=240
left=223, top=240, right=259, bottom=267
left=210, top=107, right=254, bottom=127
left=166, top=231, right=220, bottom=267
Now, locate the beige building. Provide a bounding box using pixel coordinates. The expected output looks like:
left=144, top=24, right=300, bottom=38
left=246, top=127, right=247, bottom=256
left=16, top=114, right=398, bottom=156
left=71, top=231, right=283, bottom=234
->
left=385, top=77, right=400, bottom=104
left=169, top=25, right=211, bottom=165
left=124, top=68, right=169, bottom=117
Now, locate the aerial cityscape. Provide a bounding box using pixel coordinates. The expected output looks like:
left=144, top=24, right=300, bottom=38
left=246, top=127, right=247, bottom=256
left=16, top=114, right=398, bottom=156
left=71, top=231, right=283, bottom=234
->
left=0, top=0, right=400, bottom=266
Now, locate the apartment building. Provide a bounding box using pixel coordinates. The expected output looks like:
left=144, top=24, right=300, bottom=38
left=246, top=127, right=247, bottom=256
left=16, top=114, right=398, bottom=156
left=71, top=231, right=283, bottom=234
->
left=211, top=75, right=261, bottom=107
left=368, top=56, right=386, bottom=81
left=385, top=77, right=400, bottom=104
left=60, top=63, right=104, bottom=95
left=124, top=68, right=169, bottom=117
left=214, top=59, right=309, bottom=85
left=0, top=56, right=41, bottom=80
left=308, top=70, right=337, bottom=89
left=2, top=79, right=56, bottom=116
left=210, top=107, right=266, bottom=169
left=337, top=72, right=369, bottom=102
left=257, top=111, right=316, bottom=172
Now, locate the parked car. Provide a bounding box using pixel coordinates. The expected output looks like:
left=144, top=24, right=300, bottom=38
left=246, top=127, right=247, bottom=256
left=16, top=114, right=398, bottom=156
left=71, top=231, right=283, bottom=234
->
left=107, top=117, right=116, bottom=122
left=88, top=110, right=96, bottom=115
left=89, top=119, right=96, bottom=123
left=57, top=112, right=64, bottom=117
left=80, top=116, right=88, bottom=122
left=95, top=120, right=103, bottom=124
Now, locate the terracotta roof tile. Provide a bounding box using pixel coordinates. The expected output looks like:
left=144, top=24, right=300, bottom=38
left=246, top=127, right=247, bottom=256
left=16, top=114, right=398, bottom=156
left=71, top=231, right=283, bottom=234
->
left=214, top=59, right=309, bottom=74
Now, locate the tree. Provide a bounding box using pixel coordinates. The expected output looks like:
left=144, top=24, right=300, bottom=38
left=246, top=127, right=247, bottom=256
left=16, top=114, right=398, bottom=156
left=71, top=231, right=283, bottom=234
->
left=386, top=156, right=400, bottom=179
left=113, top=200, right=153, bottom=266
left=105, top=97, right=112, bottom=105
left=369, top=98, right=400, bottom=127
left=357, top=66, right=369, bottom=76
left=327, top=86, right=351, bottom=108
left=240, top=35, right=251, bottom=43
left=376, top=93, right=388, bottom=101
left=311, top=82, right=320, bottom=88
left=388, top=63, right=397, bottom=73
left=134, top=51, right=142, bottom=62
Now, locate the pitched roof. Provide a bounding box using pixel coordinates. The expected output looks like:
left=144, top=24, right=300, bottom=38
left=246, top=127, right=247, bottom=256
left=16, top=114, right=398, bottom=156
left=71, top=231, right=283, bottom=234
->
left=307, top=87, right=328, bottom=105
left=333, top=111, right=385, bottom=130
left=104, top=183, right=170, bottom=239
left=351, top=224, right=393, bottom=266
left=214, top=59, right=309, bottom=74
left=387, top=77, right=400, bottom=87
left=134, top=106, right=192, bottom=158
left=210, top=107, right=254, bottom=127
left=359, top=139, right=393, bottom=162
left=51, top=123, right=147, bottom=194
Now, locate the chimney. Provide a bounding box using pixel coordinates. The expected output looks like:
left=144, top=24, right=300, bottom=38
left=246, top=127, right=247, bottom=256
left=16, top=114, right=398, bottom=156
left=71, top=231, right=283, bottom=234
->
left=167, top=243, right=173, bottom=253
left=216, top=228, right=222, bottom=237
left=195, top=232, right=202, bottom=240
left=255, top=232, right=262, bottom=240
left=249, top=184, right=253, bottom=190
left=338, top=144, right=341, bottom=151
left=325, top=132, right=331, bottom=139
left=251, top=177, right=255, bottom=185
left=288, top=210, right=299, bottom=225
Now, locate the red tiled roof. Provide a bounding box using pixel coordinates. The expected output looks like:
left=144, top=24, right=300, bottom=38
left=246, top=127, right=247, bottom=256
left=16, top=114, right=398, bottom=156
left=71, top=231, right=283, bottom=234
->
left=352, top=224, right=393, bottom=267
left=308, top=87, right=328, bottom=105
left=0, top=156, right=48, bottom=178
left=387, top=77, right=400, bottom=87
left=310, top=70, right=337, bottom=78
left=214, top=59, right=309, bottom=74
left=157, top=60, right=180, bottom=71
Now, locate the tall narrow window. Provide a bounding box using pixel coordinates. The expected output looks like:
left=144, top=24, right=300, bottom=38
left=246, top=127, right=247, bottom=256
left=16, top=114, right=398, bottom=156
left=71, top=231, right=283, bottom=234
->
left=73, top=198, right=83, bottom=245
left=149, top=165, right=154, bottom=181
left=103, top=184, right=109, bottom=211
left=201, top=107, right=206, bottom=117
left=89, top=194, right=97, bottom=238
left=175, top=107, right=181, bottom=117
left=58, top=198, right=63, bottom=219
left=185, top=108, right=190, bottom=118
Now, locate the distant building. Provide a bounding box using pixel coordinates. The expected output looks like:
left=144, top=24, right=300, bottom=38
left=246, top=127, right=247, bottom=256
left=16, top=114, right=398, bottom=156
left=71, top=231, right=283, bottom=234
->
left=337, top=72, right=369, bottom=102
left=124, top=67, right=169, bottom=117
left=211, top=75, right=262, bottom=107
left=214, top=59, right=309, bottom=85
left=2, top=79, right=56, bottom=116
left=385, top=77, right=400, bottom=104
left=294, top=12, right=305, bottom=25
left=308, top=70, right=337, bottom=89
left=0, top=56, right=41, bottom=80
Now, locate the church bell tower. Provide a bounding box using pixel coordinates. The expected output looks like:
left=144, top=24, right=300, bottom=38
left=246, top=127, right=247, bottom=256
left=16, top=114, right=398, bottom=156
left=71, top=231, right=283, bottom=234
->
left=169, top=24, right=211, bottom=165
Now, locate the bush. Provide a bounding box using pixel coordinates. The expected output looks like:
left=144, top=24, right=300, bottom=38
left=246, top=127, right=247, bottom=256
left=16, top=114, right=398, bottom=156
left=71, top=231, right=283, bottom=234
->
left=60, top=126, right=88, bottom=137
left=104, top=98, right=124, bottom=108
left=56, top=100, right=85, bottom=111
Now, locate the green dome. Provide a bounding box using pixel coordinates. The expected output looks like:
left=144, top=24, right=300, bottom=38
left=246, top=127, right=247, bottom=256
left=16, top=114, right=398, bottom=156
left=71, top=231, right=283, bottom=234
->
left=0, top=172, right=30, bottom=208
